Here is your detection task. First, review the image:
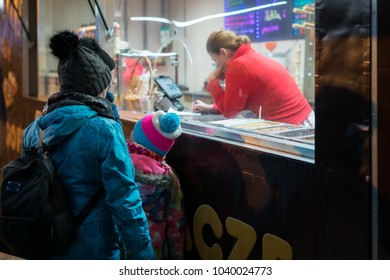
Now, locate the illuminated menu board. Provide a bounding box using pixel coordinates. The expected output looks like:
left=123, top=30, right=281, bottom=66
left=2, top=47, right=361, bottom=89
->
left=224, top=0, right=313, bottom=42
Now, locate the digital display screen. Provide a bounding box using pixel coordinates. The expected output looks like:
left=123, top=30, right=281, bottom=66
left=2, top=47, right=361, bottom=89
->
left=224, top=0, right=313, bottom=42
left=154, top=76, right=182, bottom=99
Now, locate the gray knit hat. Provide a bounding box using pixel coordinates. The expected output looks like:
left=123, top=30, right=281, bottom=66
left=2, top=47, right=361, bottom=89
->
left=49, top=30, right=111, bottom=96
left=79, top=37, right=116, bottom=71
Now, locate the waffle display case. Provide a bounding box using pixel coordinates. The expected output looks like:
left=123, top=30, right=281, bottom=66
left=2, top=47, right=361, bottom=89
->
left=178, top=114, right=315, bottom=163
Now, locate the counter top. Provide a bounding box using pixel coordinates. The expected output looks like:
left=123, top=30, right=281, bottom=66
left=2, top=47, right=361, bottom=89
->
left=118, top=110, right=315, bottom=163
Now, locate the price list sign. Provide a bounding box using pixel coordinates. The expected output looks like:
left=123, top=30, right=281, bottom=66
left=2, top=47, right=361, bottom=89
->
left=224, top=0, right=312, bottom=42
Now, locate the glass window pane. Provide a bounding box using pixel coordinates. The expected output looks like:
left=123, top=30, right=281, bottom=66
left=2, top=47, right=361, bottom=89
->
left=37, top=0, right=315, bottom=161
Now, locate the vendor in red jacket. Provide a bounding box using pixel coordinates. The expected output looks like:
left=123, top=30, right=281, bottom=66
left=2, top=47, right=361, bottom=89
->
left=193, top=30, right=315, bottom=127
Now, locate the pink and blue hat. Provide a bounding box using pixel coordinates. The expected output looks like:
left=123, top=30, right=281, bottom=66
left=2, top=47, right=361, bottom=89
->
left=133, top=110, right=182, bottom=157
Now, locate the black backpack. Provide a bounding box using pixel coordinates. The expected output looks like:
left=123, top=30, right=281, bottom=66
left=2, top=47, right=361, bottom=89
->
left=0, top=130, right=103, bottom=259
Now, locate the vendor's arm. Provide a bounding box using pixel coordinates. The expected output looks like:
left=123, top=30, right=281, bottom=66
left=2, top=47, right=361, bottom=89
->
left=193, top=99, right=220, bottom=114
left=206, top=62, right=251, bottom=118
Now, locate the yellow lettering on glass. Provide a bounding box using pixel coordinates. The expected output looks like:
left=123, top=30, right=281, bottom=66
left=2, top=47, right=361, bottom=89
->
left=5, top=122, right=23, bottom=153
left=193, top=204, right=223, bottom=259
left=226, top=216, right=257, bottom=260
left=262, top=233, right=293, bottom=260
left=191, top=204, right=294, bottom=260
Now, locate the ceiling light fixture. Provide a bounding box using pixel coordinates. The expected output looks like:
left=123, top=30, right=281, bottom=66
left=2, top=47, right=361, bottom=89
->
left=130, top=1, right=287, bottom=27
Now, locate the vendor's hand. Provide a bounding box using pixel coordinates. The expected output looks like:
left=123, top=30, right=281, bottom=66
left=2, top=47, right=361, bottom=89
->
left=193, top=99, right=214, bottom=114
left=208, top=64, right=226, bottom=82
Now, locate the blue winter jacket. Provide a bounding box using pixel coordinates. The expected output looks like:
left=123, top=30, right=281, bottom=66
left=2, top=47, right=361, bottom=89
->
left=22, top=104, right=155, bottom=260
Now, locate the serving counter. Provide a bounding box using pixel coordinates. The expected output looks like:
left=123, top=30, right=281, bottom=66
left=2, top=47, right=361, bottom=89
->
left=178, top=114, right=315, bottom=163
left=120, top=110, right=368, bottom=260
left=120, top=110, right=315, bottom=162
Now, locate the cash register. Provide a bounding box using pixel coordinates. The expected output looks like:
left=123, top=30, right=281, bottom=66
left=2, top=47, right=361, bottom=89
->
left=154, top=75, right=185, bottom=111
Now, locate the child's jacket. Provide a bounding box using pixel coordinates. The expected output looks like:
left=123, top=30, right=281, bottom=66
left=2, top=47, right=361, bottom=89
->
left=128, top=142, right=185, bottom=259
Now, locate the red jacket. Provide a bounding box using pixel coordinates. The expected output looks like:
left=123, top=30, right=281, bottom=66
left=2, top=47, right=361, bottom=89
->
left=206, top=44, right=313, bottom=125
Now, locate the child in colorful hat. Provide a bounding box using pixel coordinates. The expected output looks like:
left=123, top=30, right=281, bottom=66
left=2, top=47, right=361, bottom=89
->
left=128, top=110, right=185, bottom=259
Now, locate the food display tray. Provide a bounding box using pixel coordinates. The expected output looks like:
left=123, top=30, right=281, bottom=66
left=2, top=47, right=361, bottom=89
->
left=179, top=115, right=315, bottom=163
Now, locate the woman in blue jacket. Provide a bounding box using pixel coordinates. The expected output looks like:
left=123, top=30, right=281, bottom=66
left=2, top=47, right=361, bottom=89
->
left=22, top=31, right=155, bottom=260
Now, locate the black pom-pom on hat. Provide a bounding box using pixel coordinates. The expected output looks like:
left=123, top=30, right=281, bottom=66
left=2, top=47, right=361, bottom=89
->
left=49, top=30, right=79, bottom=60
left=48, top=30, right=112, bottom=97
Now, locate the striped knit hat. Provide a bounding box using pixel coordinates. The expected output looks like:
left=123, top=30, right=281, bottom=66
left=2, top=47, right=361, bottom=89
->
left=133, top=110, right=182, bottom=157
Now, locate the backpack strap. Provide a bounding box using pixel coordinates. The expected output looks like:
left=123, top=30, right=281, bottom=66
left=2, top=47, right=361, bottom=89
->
left=74, top=186, right=104, bottom=227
